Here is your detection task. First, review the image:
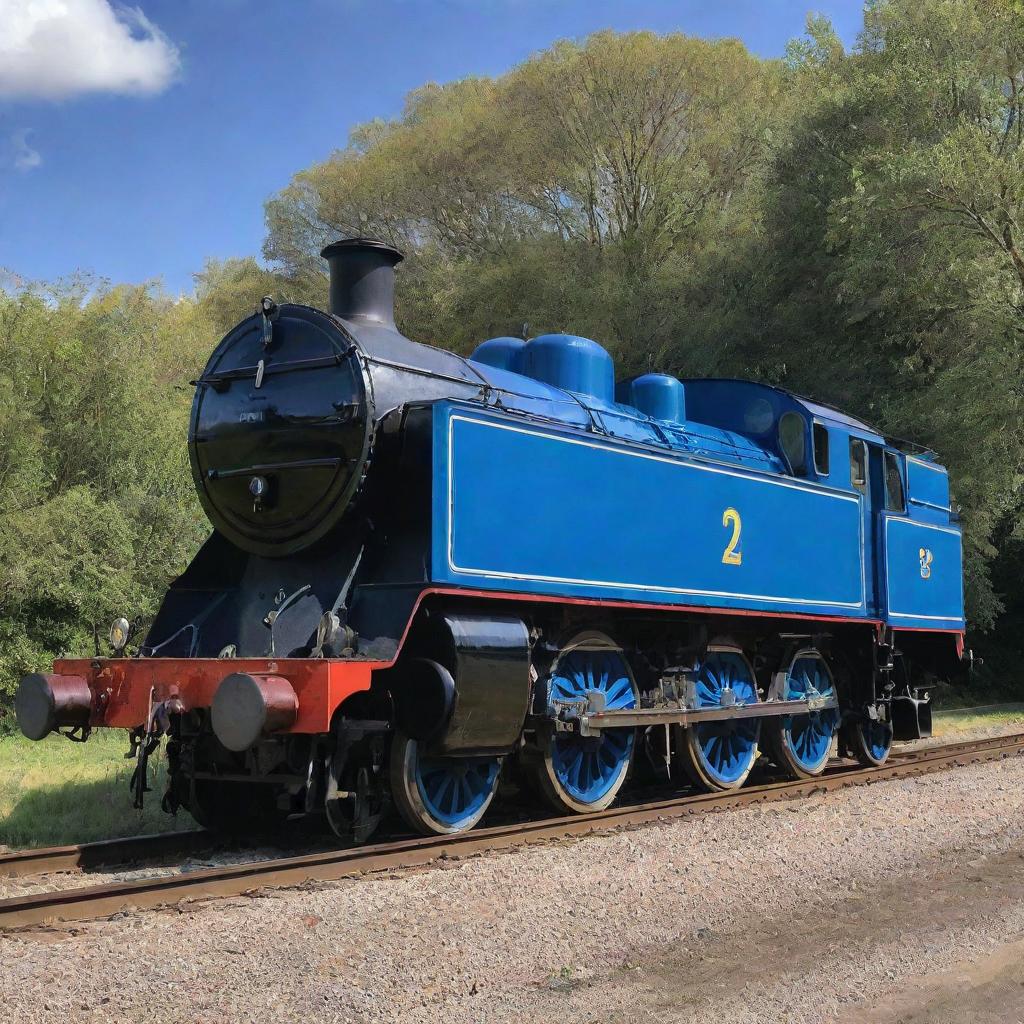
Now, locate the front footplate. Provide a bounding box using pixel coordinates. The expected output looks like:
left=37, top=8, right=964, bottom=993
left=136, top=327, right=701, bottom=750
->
left=16, top=656, right=391, bottom=740
left=560, top=694, right=840, bottom=737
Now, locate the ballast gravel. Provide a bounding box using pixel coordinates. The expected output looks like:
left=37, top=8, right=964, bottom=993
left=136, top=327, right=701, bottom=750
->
left=2, top=744, right=1024, bottom=1023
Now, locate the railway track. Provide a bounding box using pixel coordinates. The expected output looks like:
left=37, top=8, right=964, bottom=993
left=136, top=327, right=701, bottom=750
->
left=0, top=828, right=210, bottom=880
left=2, top=731, right=1021, bottom=930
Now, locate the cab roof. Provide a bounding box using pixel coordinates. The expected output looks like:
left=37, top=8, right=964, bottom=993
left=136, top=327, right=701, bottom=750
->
left=681, top=378, right=940, bottom=461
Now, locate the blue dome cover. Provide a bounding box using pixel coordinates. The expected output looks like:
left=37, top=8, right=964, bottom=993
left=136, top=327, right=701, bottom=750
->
left=520, top=333, right=614, bottom=403
left=469, top=336, right=527, bottom=373
left=617, top=373, right=686, bottom=423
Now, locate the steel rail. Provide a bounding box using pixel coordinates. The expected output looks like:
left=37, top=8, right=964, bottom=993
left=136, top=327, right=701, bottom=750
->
left=0, top=829, right=210, bottom=879
left=2, top=732, right=1022, bottom=930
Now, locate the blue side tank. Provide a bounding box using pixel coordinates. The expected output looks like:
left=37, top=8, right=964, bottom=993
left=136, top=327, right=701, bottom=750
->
left=518, top=333, right=615, bottom=404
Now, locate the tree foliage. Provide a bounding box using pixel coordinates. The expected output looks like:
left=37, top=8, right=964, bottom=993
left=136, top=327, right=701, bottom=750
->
left=264, top=30, right=781, bottom=362
left=741, top=0, right=1024, bottom=626
left=0, top=279, right=211, bottom=718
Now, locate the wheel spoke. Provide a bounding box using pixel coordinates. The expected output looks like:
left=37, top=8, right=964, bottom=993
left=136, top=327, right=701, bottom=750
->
left=689, top=652, right=758, bottom=787
left=547, top=643, right=636, bottom=808
left=605, top=676, right=634, bottom=707
left=779, top=655, right=837, bottom=774
left=568, top=748, right=585, bottom=787
left=407, top=741, right=501, bottom=833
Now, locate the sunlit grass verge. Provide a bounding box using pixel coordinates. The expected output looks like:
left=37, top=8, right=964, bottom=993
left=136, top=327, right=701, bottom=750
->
left=0, top=731, right=195, bottom=850
left=932, top=703, right=1024, bottom=737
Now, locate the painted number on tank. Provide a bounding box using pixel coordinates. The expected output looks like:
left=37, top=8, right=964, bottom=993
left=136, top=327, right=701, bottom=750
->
left=919, top=547, right=933, bottom=579
left=722, top=507, right=742, bottom=566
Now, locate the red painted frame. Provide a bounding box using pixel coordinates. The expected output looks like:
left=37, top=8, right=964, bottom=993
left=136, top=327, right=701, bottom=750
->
left=53, top=585, right=964, bottom=733
left=55, top=657, right=388, bottom=732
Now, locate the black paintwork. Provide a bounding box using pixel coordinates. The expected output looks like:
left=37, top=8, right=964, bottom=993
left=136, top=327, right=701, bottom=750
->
left=434, top=614, right=531, bottom=755
left=159, top=242, right=485, bottom=664
left=384, top=612, right=531, bottom=756
left=321, top=238, right=403, bottom=326
left=190, top=304, right=370, bottom=557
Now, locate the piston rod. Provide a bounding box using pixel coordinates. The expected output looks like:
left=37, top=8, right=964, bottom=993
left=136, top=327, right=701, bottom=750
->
left=562, top=694, right=840, bottom=736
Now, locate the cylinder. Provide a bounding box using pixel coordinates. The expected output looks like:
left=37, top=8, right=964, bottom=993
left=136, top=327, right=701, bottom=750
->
left=16, top=673, right=92, bottom=741
left=211, top=673, right=298, bottom=752
left=320, top=238, right=404, bottom=326
left=390, top=657, right=456, bottom=742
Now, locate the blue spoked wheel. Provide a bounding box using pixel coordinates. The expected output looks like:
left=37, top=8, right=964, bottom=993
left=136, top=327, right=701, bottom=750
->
left=390, top=732, right=502, bottom=835
left=534, top=634, right=638, bottom=813
left=769, top=652, right=841, bottom=778
left=679, top=648, right=761, bottom=791
left=847, top=714, right=894, bottom=767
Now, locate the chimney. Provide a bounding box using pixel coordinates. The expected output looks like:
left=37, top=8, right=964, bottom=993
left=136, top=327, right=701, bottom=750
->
left=320, top=238, right=404, bottom=326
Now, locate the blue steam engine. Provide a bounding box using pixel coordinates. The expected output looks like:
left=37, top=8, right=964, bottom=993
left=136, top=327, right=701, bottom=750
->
left=16, top=239, right=966, bottom=840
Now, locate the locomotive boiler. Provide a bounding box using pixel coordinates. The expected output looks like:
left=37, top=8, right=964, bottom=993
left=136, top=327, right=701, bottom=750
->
left=16, top=239, right=967, bottom=840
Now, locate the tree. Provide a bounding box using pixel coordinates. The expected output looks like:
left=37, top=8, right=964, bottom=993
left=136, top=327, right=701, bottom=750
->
left=732, top=0, right=1024, bottom=627
left=194, top=257, right=303, bottom=336
left=0, top=278, right=213, bottom=720
left=263, top=31, right=782, bottom=360
left=262, top=9, right=1023, bottom=629
left=3, top=7, right=1020, bottom=720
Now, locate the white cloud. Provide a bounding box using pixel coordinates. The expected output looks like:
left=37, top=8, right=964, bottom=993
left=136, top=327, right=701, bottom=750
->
left=11, top=128, right=40, bottom=170
left=0, top=0, right=180, bottom=100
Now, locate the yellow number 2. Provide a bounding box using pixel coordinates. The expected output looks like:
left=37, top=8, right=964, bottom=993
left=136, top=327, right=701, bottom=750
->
left=722, top=507, right=742, bottom=565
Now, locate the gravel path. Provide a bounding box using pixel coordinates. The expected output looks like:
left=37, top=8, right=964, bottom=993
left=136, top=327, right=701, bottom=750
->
left=1, top=744, right=1023, bottom=1023
left=0, top=840, right=318, bottom=900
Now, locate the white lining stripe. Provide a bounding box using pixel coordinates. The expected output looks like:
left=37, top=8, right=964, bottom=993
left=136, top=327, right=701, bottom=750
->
left=907, top=456, right=948, bottom=476
left=445, top=413, right=866, bottom=610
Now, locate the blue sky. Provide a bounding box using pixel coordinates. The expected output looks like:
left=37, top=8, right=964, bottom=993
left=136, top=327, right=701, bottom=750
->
left=0, top=0, right=864, bottom=295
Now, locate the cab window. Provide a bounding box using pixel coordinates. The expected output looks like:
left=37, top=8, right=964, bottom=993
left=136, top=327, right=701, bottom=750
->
left=813, top=423, right=830, bottom=476
left=850, top=439, right=868, bottom=493
left=884, top=451, right=905, bottom=512
left=778, top=412, right=807, bottom=475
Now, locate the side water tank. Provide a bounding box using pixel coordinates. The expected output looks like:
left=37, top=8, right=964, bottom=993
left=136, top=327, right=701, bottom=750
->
left=469, top=336, right=527, bottom=372
left=616, top=373, right=686, bottom=422
left=519, top=333, right=614, bottom=403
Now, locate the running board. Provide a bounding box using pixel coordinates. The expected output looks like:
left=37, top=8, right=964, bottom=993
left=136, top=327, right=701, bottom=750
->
left=557, top=695, right=840, bottom=736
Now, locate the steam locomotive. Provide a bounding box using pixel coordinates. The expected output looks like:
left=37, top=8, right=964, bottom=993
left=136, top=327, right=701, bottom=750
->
left=16, top=239, right=966, bottom=840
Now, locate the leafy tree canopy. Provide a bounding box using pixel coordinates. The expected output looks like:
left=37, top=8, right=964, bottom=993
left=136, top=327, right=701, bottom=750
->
left=0, top=279, right=211, bottom=714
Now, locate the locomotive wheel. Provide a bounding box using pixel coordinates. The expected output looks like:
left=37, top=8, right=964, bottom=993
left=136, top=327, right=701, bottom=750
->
left=844, top=715, right=894, bottom=767
left=677, top=647, right=761, bottom=791
left=390, top=731, right=502, bottom=835
left=530, top=633, right=638, bottom=814
left=325, top=763, right=388, bottom=845
left=765, top=650, right=840, bottom=779
left=183, top=779, right=289, bottom=834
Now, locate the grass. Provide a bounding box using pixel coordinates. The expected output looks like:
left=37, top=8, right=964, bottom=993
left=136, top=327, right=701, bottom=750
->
left=1, top=701, right=1023, bottom=850
left=931, top=702, right=1024, bottom=736
left=0, top=730, right=195, bottom=849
